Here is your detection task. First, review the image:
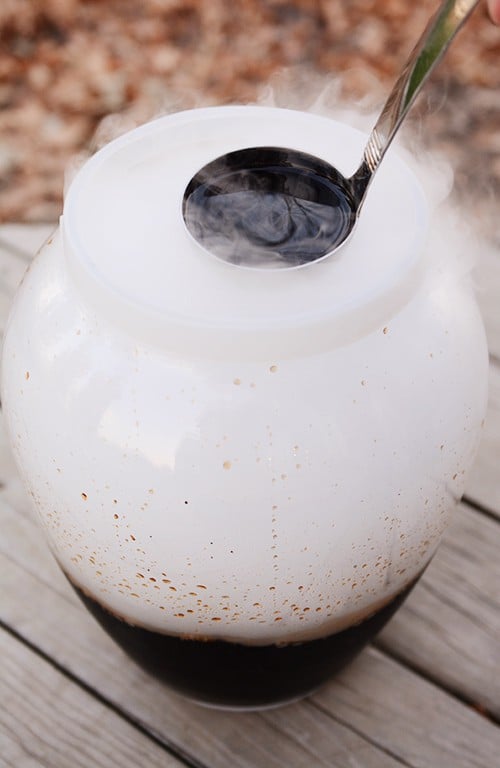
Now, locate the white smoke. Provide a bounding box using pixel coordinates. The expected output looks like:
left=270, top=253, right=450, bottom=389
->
left=65, top=66, right=488, bottom=284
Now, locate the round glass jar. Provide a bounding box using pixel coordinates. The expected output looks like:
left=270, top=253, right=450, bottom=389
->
left=1, top=106, right=488, bottom=709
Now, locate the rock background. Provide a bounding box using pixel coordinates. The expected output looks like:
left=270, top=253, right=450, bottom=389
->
left=0, top=0, right=499, bottom=227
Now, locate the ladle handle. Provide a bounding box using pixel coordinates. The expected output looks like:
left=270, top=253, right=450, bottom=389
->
left=350, top=0, right=480, bottom=204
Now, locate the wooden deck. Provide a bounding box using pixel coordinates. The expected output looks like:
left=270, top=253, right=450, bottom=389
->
left=0, top=222, right=499, bottom=768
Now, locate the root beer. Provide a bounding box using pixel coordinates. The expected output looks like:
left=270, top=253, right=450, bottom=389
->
left=72, top=579, right=415, bottom=708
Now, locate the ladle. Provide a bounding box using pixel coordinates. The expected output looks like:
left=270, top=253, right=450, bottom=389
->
left=183, top=0, right=480, bottom=268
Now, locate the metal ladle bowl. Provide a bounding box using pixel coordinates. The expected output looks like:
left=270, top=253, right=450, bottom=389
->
left=183, top=0, right=480, bottom=268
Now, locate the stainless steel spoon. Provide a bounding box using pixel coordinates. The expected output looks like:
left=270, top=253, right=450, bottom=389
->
left=183, top=0, right=480, bottom=268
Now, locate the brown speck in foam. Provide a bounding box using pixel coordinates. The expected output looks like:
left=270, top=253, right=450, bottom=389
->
left=269, top=365, right=278, bottom=373
left=233, top=378, right=241, bottom=385
left=383, top=326, right=389, bottom=335
left=130, top=534, right=136, bottom=541
left=197, top=584, right=207, bottom=590
left=81, top=492, right=88, bottom=501
left=223, top=460, right=232, bottom=470
left=25, top=371, right=30, bottom=380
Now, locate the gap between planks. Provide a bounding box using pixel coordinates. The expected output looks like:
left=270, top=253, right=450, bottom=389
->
left=0, top=623, right=188, bottom=768
left=0, top=617, right=203, bottom=768
left=374, top=631, right=500, bottom=728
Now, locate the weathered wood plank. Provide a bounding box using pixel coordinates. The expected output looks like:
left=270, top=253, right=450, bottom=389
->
left=0, top=223, right=54, bottom=261
left=261, top=702, right=406, bottom=768
left=466, top=361, right=500, bottom=517
left=1, top=493, right=499, bottom=768
left=377, top=501, right=500, bottom=717
left=0, top=626, right=184, bottom=768
left=312, top=646, right=500, bottom=768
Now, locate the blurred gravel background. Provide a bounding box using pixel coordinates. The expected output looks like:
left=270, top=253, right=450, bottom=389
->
left=0, top=0, right=498, bottom=228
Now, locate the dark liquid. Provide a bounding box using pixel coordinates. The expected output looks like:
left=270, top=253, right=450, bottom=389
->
left=71, top=579, right=416, bottom=709
left=183, top=147, right=355, bottom=268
